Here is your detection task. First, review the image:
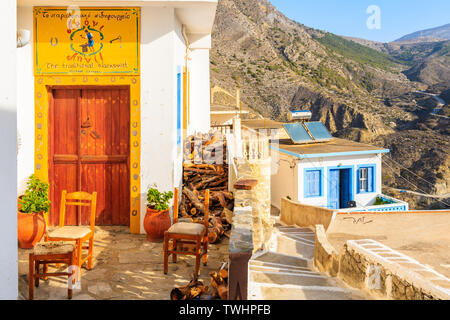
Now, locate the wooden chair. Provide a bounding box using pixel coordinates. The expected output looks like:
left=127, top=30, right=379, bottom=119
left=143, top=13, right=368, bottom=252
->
left=164, top=188, right=209, bottom=276
left=46, top=191, right=97, bottom=278
left=29, top=242, right=75, bottom=300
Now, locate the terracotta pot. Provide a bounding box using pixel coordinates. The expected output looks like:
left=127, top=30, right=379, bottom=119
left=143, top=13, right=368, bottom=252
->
left=17, top=211, right=46, bottom=249
left=143, top=207, right=171, bottom=242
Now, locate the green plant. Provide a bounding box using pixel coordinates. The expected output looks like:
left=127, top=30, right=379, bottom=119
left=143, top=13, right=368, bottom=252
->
left=373, top=197, right=393, bottom=206
left=146, top=187, right=173, bottom=211
left=20, top=174, right=50, bottom=214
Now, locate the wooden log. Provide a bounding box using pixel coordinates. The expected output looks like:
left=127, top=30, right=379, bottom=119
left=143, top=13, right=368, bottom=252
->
left=170, top=287, right=190, bottom=300
left=184, top=168, right=218, bottom=175
left=170, top=279, right=209, bottom=300
left=217, top=284, right=228, bottom=300
left=182, top=188, right=205, bottom=214
left=207, top=177, right=228, bottom=188
left=209, top=271, right=224, bottom=287
left=208, top=228, right=219, bottom=244
left=222, top=207, right=233, bottom=225
left=208, top=217, right=225, bottom=244
left=219, top=269, right=228, bottom=280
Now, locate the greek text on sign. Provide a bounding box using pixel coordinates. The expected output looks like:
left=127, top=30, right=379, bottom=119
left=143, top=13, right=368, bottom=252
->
left=34, top=7, right=140, bottom=75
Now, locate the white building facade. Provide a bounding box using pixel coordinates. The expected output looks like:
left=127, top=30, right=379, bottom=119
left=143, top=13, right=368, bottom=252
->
left=271, top=140, right=409, bottom=213
left=16, top=0, right=217, bottom=234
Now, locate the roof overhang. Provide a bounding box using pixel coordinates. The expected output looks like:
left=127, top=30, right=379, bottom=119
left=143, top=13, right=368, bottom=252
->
left=18, top=0, right=218, bottom=35
left=270, top=145, right=390, bottom=159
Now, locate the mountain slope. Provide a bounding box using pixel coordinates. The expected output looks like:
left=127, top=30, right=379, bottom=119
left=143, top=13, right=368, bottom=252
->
left=395, top=23, right=450, bottom=42
left=210, top=0, right=450, bottom=202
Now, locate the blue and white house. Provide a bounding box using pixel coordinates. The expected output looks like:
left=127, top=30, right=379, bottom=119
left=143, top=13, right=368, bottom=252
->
left=264, top=112, right=409, bottom=213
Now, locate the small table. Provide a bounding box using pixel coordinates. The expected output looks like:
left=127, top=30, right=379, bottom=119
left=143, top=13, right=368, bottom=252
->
left=29, top=242, right=75, bottom=300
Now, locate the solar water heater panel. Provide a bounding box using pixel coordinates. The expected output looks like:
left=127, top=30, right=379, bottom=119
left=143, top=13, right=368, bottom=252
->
left=283, top=123, right=313, bottom=144
left=305, top=122, right=332, bottom=141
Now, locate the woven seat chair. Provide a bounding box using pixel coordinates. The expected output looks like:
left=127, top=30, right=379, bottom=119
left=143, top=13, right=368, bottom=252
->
left=46, top=190, right=97, bottom=279
left=29, top=241, right=75, bottom=300
left=163, top=188, right=210, bottom=276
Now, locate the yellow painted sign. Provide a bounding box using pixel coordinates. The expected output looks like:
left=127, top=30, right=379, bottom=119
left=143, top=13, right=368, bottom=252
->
left=34, top=7, right=140, bottom=75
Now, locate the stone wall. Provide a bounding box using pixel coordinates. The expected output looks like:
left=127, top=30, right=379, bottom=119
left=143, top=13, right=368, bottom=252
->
left=314, top=225, right=339, bottom=277
left=234, top=158, right=272, bottom=253
left=281, top=198, right=335, bottom=230
left=339, top=242, right=447, bottom=300
left=313, top=226, right=450, bottom=300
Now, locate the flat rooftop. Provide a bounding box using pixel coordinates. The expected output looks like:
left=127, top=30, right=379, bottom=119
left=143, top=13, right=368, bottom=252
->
left=242, top=119, right=284, bottom=129
left=272, top=138, right=389, bottom=159
left=327, top=212, right=450, bottom=278
left=211, top=105, right=249, bottom=114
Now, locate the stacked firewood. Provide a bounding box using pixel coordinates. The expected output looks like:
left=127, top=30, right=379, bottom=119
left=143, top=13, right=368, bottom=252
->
left=182, top=131, right=233, bottom=244
left=183, top=131, right=228, bottom=165
left=169, top=264, right=229, bottom=300
left=170, top=279, right=209, bottom=300
left=209, top=263, right=229, bottom=300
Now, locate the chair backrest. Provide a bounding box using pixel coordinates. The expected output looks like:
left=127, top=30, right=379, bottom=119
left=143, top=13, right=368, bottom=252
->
left=59, top=190, right=97, bottom=231
left=204, top=190, right=209, bottom=229
left=173, top=188, right=179, bottom=224
left=173, top=188, right=209, bottom=229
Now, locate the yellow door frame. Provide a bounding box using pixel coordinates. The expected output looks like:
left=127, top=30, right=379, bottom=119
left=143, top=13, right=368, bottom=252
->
left=34, top=75, right=141, bottom=234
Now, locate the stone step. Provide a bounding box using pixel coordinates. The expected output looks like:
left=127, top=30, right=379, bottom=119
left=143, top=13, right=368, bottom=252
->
left=273, top=233, right=315, bottom=260
left=275, top=223, right=313, bottom=233
left=250, top=270, right=332, bottom=287
left=249, top=260, right=312, bottom=271
left=249, top=264, right=315, bottom=274
left=249, top=284, right=360, bottom=300
left=251, top=251, right=309, bottom=268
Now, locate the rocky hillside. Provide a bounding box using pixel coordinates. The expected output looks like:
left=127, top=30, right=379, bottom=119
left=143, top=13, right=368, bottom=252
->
left=210, top=0, right=449, bottom=206
left=395, top=23, right=450, bottom=42
left=347, top=37, right=450, bottom=87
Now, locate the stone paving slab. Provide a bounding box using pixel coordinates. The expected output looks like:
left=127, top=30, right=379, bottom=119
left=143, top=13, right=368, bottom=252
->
left=18, top=226, right=229, bottom=300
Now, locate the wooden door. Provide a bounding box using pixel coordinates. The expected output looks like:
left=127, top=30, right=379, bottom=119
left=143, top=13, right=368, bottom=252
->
left=49, top=87, right=130, bottom=226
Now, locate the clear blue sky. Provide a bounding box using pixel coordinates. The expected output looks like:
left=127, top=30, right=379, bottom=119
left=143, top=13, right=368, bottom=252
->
left=270, top=0, right=450, bottom=42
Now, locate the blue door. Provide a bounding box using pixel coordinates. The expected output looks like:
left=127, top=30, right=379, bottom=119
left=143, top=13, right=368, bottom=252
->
left=328, top=169, right=340, bottom=209
left=340, top=169, right=351, bottom=208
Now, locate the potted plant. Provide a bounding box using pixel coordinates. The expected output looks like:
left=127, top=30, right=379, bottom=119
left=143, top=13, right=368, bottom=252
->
left=143, top=187, right=174, bottom=242
left=17, top=174, right=51, bottom=248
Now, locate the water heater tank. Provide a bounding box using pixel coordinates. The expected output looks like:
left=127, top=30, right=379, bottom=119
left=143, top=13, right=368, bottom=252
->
left=288, top=110, right=312, bottom=122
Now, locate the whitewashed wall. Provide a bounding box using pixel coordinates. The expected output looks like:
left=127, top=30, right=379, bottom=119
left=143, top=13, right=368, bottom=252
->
left=187, top=39, right=211, bottom=135
left=16, top=4, right=213, bottom=234
left=0, top=0, right=18, bottom=300
left=296, top=154, right=383, bottom=208
left=271, top=152, right=298, bottom=210
left=271, top=152, right=383, bottom=210
left=173, top=14, right=186, bottom=216
left=17, top=6, right=34, bottom=194
left=140, top=7, right=181, bottom=233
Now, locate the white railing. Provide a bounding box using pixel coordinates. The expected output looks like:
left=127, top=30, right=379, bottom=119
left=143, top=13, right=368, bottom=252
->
left=211, top=124, right=232, bottom=135
left=337, top=194, right=409, bottom=213
left=241, top=128, right=270, bottom=161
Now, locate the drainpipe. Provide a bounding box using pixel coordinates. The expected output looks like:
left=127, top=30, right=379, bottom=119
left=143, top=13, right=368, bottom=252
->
left=182, top=24, right=190, bottom=65
left=182, top=25, right=191, bottom=128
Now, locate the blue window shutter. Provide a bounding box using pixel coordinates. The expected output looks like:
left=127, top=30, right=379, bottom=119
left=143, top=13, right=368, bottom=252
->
left=305, top=170, right=321, bottom=197
left=368, top=166, right=374, bottom=192
left=357, top=168, right=360, bottom=193
left=177, top=72, right=182, bottom=146
left=306, top=172, right=312, bottom=197
left=314, top=171, right=320, bottom=196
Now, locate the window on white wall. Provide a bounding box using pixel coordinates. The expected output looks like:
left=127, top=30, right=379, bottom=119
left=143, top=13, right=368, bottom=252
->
left=304, top=168, right=323, bottom=198
left=360, top=168, right=368, bottom=192
left=357, top=165, right=375, bottom=193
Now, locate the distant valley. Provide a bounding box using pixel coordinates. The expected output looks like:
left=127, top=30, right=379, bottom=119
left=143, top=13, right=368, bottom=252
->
left=210, top=0, right=449, bottom=208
